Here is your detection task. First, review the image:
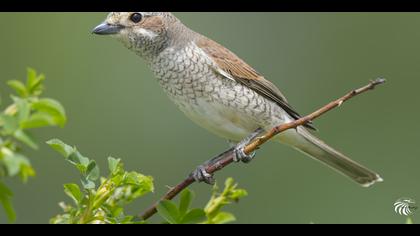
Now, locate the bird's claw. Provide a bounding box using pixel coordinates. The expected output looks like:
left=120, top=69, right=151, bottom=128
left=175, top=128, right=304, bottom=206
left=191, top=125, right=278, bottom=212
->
left=192, top=128, right=264, bottom=183
left=191, top=165, right=215, bottom=185
left=233, top=128, right=263, bottom=163
left=234, top=144, right=256, bottom=163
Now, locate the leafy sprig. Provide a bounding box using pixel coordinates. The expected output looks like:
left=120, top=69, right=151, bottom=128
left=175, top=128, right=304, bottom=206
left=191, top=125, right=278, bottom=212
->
left=156, top=178, right=247, bottom=224
left=47, top=140, right=246, bottom=224
left=0, top=68, right=66, bottom=222
left=47, top=139, right=154, bottom=224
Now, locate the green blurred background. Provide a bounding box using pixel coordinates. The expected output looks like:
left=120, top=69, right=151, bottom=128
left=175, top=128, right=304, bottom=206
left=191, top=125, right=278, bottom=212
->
left=0, top=12, right=419, bottom=224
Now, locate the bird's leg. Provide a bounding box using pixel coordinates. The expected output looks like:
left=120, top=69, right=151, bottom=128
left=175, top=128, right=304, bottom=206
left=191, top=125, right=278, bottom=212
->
left=232, top=128, right=265, bottom=163
left=191, top=128, right=264, bottom=184
left=191, top=148, right=234, bottom=185
left=191, top=165, right=214, bottom=185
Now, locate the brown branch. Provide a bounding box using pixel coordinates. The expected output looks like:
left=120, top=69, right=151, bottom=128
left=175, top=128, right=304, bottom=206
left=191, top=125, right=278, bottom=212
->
left=139, top=78, right=386, bottom=221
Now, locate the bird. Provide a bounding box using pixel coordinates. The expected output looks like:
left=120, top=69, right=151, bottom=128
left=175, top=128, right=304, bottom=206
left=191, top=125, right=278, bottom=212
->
left=92, top=12, right=383, bottom=187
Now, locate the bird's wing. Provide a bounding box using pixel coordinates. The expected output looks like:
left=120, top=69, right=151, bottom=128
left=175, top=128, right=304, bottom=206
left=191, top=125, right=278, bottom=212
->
left=196, top=37, right=316, bottom=130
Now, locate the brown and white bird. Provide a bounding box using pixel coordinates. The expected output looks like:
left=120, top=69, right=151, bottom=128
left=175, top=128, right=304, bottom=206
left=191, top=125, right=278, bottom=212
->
left=93, top=12, right=383, bottom=187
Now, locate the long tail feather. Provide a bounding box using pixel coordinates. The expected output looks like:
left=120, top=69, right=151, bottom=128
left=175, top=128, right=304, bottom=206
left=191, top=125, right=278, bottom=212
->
left=279, top=127, right=383, bottom=187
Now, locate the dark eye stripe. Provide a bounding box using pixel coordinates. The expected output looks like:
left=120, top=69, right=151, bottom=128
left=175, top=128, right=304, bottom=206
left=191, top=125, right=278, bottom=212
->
left=130, top=13, right=143, bottom=23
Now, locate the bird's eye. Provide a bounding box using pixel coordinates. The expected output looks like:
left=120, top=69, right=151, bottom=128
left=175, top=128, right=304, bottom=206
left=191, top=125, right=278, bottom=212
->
left=130, top=13, right=143, bottom=23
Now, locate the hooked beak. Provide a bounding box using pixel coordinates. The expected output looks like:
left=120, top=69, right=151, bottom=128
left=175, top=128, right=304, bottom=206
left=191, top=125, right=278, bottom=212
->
left=92, top=23, right=124, bottom=35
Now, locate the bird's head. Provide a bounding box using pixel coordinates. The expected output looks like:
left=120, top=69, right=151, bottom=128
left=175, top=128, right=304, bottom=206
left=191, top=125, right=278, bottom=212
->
left=92, top=12, right=184, bottom=59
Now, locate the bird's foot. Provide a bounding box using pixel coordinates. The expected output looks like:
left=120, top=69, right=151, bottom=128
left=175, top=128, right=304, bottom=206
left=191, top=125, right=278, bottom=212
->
left=191, top=165, right=215, bottom=185
left=234, top=146, right=256, bottom=163
left=192, top=128, right=264, bottom=183
left=233, top=128, right=264, bottom=163
left=190, top=148, right=234, bottom=185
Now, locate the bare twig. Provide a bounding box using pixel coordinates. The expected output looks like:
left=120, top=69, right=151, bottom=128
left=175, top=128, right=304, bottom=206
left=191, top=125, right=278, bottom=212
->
left=139, top=78, right=386, bottom=221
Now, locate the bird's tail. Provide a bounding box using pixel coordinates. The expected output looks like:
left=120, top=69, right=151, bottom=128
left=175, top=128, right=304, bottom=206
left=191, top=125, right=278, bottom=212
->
left=278, top=127, right=383, bottom=187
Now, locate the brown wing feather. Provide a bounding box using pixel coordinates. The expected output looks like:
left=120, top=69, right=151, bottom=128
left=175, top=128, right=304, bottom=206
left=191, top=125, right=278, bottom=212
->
left=196, top=37, right=316, bottom=130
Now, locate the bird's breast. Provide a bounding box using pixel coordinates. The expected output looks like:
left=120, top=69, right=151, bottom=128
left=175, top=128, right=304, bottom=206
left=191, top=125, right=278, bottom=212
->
left=148, top=44, right=289, bottom=141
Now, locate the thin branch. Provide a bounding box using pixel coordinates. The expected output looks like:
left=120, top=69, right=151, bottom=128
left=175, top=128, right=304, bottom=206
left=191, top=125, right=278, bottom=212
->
left=139, top=78, right=386, bottom=221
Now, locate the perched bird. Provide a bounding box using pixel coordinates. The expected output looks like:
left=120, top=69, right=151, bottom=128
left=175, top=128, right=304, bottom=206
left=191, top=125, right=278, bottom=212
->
left=93, top=12, right=383, bottom=187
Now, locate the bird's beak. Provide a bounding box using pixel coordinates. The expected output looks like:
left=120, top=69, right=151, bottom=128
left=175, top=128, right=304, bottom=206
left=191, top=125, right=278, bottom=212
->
left=92, top=23, right=124, bottom=35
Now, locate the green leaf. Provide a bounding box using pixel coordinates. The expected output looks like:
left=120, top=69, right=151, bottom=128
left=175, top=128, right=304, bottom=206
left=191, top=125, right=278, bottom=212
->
left=230, top=189, right=248, bottom=201
left=1, top=152, right=31, bottom=177
left=179, top=188, right=194, bottom=216
left=13, top=129, right=38, bottom=149
left=47, top=139, right=89, bottom=171
left=108, top=157, right=121, bottom=176
left=204, top=178, right=246, bottom=223
left=7, top=80, right=28, bottom=97
left=0, top=114, right=18, bottom=134
left=211, top=212, right=236, bottom=224
left=81, top=177, right=96, bottom=190
left=64, top=183, right=83, bottom=205
left=19, top=163, right=35, bottom=183
left=67, top=151, right=90, bottom=172
left=47, top=139, right=94, bottom=180
left=406, top=217, right=413, bottom=224
left=157, top=200, right=180, bottom=224
left=26, top=68, right=45, bottom=95
left=31, top=98, right=66, bottom=127
left=26, top=68, right=37, bottom=88
left=225, top=177, right=234, bottom=188
left=180, top=209, right=206, bottom=224
left=13, top=97, right=30, bottom=123
left=0, top=181, right=16, bottom=222
left=20, top=112, right=56, bottom=129
left=124, top=172, right=154, bottom=198
left=46, top=139, right=75, bottom=158
left=86, top=161, right=99, bottom=182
